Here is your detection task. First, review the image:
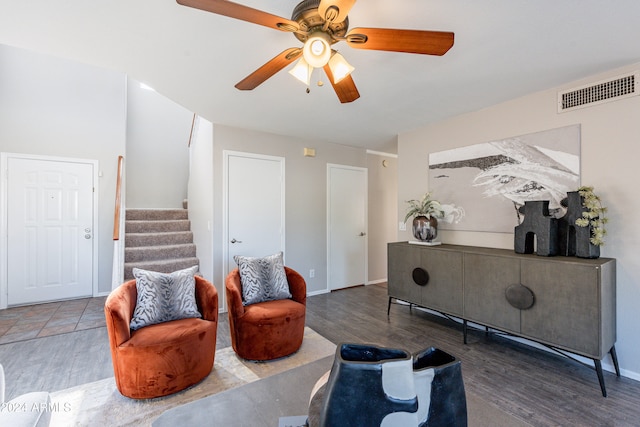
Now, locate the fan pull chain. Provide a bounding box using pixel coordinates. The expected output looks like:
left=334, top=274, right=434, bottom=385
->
left=305, top=68, right=324, bottom=94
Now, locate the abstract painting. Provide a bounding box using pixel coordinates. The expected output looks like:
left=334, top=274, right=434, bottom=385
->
left=428, top=125, right=580, bottom=233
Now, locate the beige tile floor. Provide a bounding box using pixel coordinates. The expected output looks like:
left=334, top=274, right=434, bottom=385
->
left=0, top=296, right=106, bottom=344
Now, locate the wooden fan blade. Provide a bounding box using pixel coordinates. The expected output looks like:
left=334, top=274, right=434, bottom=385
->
left=323, top=63, right=360, bottom=103
left=235, top=48, right=302, bottom=90
left=318, top=0, right=356, bottom=24
left=346, top=27, right=454, bottom=55
left=177, top=0, right=300, bottom=32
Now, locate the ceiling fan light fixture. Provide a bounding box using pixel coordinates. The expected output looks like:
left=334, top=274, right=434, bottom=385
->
left=176, top=0, right=453, bottom=103
left=289, top=57, right=312, bottom=86
left=328, top=52, right=354, bottom=84
left=303, top=31, right=332, bottom=68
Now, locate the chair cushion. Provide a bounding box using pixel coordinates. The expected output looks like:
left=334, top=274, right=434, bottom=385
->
left=234, top=252, right=291, bottom=306
left=124, top=317, right=214, bottom=349
left=241, top=298, right=305, bottom=324
left=233, top=299, right=306, bottom=360
left=114, top=317, right=217, bottom=399
left=130, top=266, right=201, bottom=330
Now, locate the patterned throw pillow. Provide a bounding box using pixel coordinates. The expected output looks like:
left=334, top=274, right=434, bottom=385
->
left=129, top=265, right=202, bottom=330
left=234, top=252, right=291, bottom=306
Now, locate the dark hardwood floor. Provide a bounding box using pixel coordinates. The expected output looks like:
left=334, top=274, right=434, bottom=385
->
left=1, top=283, right=639, bottom=426
left=307, top=284, right=640, bottom=427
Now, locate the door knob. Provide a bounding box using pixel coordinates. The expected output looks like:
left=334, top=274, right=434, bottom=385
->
left=359, top=232, right=366, bottom=236
left=84, top=234, right=91, bottom=239
left=230, top=238, right=242, bottom=244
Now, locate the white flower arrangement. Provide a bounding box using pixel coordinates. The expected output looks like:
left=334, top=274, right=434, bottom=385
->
left=575, top=186, right=608, bottom=246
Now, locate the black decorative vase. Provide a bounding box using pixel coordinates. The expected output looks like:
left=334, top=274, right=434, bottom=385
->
left=413, top=216, right=438, bottom=242
left=310, top=343, right=467, bottom=427
left=413, top=347, right=467, bottom=427
left=558, top=191, right=600, bottom=259
left=318, top=344, right=417, bottom=427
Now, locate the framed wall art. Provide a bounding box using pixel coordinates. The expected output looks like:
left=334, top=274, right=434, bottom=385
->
left=429, top=124, right=580, bottom=233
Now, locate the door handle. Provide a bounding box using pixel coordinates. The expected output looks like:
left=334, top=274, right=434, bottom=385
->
left=359, top=232, right=366, bottom=236
left=230, top=238, right=242, bottom=244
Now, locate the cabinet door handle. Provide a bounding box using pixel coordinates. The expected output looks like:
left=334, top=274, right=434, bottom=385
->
left=505, top=284, right=535, bottom=310
left=412, top=268, right=429, bottom=286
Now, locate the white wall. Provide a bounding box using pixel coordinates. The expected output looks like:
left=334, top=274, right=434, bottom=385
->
left=367, top=152, right=398, bottom=283
left=0, top=44, right=126, bottom=295
left=210, top=125, right=368, bottom=296
left=398, top=62, right=640, bottom=380
left=0, top=44, right=395, bottom=303
left=187, top=117, right=214, bottom=286
left=125, top=78, right=193, bottom=208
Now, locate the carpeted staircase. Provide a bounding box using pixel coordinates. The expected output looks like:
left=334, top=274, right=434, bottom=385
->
left=124, top=209, right=199, bottom=280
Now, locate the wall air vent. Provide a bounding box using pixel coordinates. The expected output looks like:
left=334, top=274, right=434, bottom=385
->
left=558, top=72, right=638, bottom=113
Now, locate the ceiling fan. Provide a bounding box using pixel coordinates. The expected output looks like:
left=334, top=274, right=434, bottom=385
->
left=176, top=0, right=454, bottom=103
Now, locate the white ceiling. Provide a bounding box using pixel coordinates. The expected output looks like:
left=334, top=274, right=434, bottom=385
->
left=1, top=0, right=640, bottom=153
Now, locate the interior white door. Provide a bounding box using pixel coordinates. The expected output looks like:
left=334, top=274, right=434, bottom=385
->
left=225, top=151, right=285, bottom=277
left=7, top=156, right=94, bottom=305
left=327, top=164, right=367, bottom=290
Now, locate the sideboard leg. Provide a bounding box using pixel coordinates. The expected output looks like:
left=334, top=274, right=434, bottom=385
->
left=594, top=359, right=607, bottom=397
left=387, top=297, right=392, bottom=317
left=463, top=319, right=468, bottom=345
left=610, top=345, right=621, bottom=377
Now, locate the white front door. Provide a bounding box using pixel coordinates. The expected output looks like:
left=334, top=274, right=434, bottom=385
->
left=224, top=151, right=285, bottom=282
left=327, top=164, right=367, bottom=290
left=5, top=155, right=95, bottom=306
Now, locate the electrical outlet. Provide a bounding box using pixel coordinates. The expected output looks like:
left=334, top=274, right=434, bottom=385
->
left=399, top=221, right=406, bottom=231
left=309, top=269, right=315, bottom=278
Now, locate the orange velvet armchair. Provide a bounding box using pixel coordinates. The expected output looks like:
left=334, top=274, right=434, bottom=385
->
left=104, top=276, right=218, bottom=399
left=225, top=266, right=306, bottom=361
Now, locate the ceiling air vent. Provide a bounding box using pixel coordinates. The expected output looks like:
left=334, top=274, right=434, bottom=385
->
left=558, top=72, right=638, bottom=113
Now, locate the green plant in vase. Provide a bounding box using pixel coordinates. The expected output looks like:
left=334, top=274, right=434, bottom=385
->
left=404, top=192, right=445, bottom=242
left=575, top=185, right=608, bottom=246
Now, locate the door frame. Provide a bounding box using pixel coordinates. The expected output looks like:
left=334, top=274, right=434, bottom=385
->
left=0, top=152, right=99, bottom=309
left=221, top=150, right=286, bottom=309
left=326, top=163, right=368, bottom=291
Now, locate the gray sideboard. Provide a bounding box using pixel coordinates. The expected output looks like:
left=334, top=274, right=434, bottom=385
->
left=387, top=242, right=619, bottom=397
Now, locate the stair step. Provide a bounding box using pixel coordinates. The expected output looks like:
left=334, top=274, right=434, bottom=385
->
left=122, top=208, right=199, bottom=281
left=124, top=258, right=200, bottom=281
left=125, top=244, right=197, bottom=263
left=125, top=231, right=194, bottom=247
left=125, top=219, right=191, bottom=233
left=126, top=209, right=188, bottom=221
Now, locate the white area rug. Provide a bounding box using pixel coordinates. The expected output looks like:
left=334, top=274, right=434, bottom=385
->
left=49, top=327, right=336, bottom=427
